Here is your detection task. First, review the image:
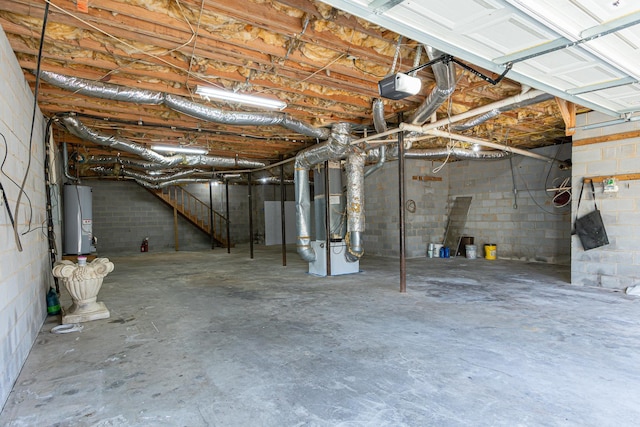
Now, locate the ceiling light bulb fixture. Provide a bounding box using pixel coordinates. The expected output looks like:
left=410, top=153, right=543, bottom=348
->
left=472, top=143, right=480, bottom=152
left=195, top=85, right=287, bottom=110
left=151, top=144, right=208, bottom=155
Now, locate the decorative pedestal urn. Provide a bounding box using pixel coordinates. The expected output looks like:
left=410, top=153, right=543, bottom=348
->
left=52, top=257, right=114, bottom=323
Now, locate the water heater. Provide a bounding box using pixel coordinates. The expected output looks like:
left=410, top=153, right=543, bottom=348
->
left=63, top=184, right=94, bottom=255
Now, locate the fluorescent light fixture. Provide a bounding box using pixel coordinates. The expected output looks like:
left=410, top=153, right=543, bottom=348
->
left=151, top=144, right=208, bottom=155
left=195, top=85, right=287, bottom=110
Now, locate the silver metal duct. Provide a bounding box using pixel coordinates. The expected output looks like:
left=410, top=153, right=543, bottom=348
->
left=451, top=93, right=553, bottom=131
left=405, top=147, right=511, bottom=160
left=89, top=167, right=203, bottom=182
left=85, top=156, right=174, bottom=171
left=451, top=110, right=501, bottom=132
left=408, top=46, right=456, bottom=125
left=252, top=176, right=294, bottom=185
left=59, top=115, right=266, bottom=169
left=345, top=150, right=365, bottom=262
left=39, top=71, right=165, bottom=104
left=41, top=71, right=329, bottom=139
left=365, top=99, right=387, bottom=178
left=165, top=95, right=330, bottom=139
left=135, top=178, right=212, bottom=189
left=294, top=122, right=352, bottom=262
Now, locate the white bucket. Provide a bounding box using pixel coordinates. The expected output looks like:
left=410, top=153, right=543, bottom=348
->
left=465, top=244, right=477, bottom=259
left=433, top=244, right=443, bottom=258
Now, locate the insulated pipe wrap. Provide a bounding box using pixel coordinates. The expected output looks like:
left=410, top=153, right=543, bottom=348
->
left=166, top=94, right=330, bottom=139
left=451, top=110, right=501, bottom=132
left=87, top=156, right=173, bottom=170
left=451, top=94, right=553, bottom=131
left=372, top=98, right=387, bottom=133
left=295, top=167, right=315, bottom=262
left=40, top=71, right=165, bottom=104
left=405, top=147, right=512, bottom=160
left=60, top=115, right=266, bottom=169
left=408, top=46, right=456, bottom=125
left=345, top=151, right=365, bottom=261
left=42, top=71, right=330, bottom=139
left=294, top=122, right=352, bottom=262
left=365, top=99, right=388, bottom=177
left=346, top=151, right=365, bottom=233
left=135, top=178, right=211, bottom=189
left=90, top=167, right=201, bottom=182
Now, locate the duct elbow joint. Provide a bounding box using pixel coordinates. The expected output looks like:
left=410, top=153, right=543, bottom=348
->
left=345, top=231, right=364, bottom=263
left=297, top=239, right=316, bottom=262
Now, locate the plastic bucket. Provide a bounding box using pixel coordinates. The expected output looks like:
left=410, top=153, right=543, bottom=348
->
left=433, top=244, right=443, bottom=258
left=465, top=244, right=477, bottom=259
left=484, top=244, right=497, bottom=260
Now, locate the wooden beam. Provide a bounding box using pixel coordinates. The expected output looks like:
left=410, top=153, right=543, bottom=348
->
left=573, top=130, right=640, bottom=146
left=555, top=98, right=576, bottom=136
left=584, top=173, right=640, bottom=183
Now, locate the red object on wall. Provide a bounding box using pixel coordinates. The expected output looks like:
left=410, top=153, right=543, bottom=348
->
left=140, top=238, right=149, bottom=252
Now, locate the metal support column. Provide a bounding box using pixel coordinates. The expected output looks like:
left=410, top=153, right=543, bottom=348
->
left=225, top=179, right=231, bottom=254
left=248, top=172, right=254, bottom=259
left=398, top=114, right=406, bottom=293
left=280, top=157, right=287, bottom=266
left=173, top=207, right=179, bottom=252
left=209, top=181, right=215, bottom=250
left=324, top=161, right=331, bottom=276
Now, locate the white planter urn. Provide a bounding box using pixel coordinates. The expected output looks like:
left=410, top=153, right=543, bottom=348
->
left=52, top=257, right=114, bottom=323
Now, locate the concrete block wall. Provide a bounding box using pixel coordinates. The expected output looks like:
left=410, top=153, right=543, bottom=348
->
left=572, top=111, right=640, bottom=290
left=90, top=180, right=211, bottom=254
left=0, top=26, right=51, bottom=409
left=448, top=145, right=572, bottom=263
left=364, top=159, right=449, bottom=258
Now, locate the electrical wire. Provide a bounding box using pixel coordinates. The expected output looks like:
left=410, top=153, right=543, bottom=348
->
left=11, top=2, right=51, bottom=251
left=513, top=158, right=570, bottom=216
left=1, top=132, right=34, bottom=230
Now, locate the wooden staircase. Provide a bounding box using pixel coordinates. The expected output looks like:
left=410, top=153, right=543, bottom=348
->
left=148, top=186, right=231, bottom=248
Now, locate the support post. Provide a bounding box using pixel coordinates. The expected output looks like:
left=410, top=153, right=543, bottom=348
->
left=398, top=114, right=406, bottom=293
left=324, top=161, right=331, bottom=276
left=248, top=172, right=254, bottom=259
left=209, top=181, right=215, bottom=250
left=225, top=179, right=231, bottom=253
left=173, top=206, right=179, bottom=252
left=280, top=156, right=287, bottom=266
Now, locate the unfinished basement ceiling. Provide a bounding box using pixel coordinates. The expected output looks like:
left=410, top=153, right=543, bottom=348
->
left=0, top=0, right=588, bottom=170
left=323, top=0, right=640, bottom=118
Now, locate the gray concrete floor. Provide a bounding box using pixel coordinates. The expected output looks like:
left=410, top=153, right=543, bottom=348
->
left=2, top=245, right=640, bottom=426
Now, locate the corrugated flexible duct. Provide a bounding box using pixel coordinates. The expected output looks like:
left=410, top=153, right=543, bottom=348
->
left=404, top=147, right=511, bottom=160
left=364, top=98, right=387, bottom=178
left=295, top=122, right=352, bottom=262
left=364, top=146, right=511, bottom=162
left=451, top=93, right=553, bottom=132
left=89, top=167, right=204, bottom=183
left=408, top=46, right=457, bottom=127
left=135, top=178, right=212, bottom=189
left=40, top=71, right=330, bottom=140
left=345, top=150, right=365, bottom=262
left=83, top=155, right=178, bottom=171
left=59, top=115, right=266, bottom=169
